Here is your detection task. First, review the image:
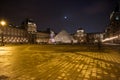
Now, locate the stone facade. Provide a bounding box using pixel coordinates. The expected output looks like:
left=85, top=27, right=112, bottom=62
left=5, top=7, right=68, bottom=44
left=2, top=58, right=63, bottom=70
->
left=104, top=2, right=120, bottom=43
left=87, top=32, right=104, bottom=43
left=0, top=26, right=28, bottom=44
left=0, top=19, right=50, bottom=45
left=74, top=28, right=87, bottom=43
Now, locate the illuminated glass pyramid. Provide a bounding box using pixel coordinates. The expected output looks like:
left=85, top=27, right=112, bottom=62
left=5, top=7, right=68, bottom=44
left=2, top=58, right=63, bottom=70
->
left=55, top=30, right=74, bottom=43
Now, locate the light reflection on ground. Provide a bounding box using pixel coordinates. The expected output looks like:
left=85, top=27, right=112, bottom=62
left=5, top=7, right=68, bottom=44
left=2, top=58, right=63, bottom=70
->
left=0, top=47, right=13, bottom=55
left=0, top=44, right=120, bottom=80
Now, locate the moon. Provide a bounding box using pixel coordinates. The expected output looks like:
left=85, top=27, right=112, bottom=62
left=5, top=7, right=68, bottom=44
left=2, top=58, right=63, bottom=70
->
left=64, top=16, right=67, bottom=19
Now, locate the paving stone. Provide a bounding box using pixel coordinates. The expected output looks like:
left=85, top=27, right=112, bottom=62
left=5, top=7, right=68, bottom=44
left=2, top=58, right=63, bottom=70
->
left=0, top=45, right=120, bottom=80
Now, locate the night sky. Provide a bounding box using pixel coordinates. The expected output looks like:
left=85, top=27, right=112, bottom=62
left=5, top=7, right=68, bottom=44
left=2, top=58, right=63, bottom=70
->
left=0, top=0, right=118, bottom=33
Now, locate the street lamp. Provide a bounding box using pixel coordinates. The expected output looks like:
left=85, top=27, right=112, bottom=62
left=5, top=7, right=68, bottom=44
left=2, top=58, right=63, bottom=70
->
left=0, top=20, right=7, bottom=46
left=0, top=20, right=6, bottom=26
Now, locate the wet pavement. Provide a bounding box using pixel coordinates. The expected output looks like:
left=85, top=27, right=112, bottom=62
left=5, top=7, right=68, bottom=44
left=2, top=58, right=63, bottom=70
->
left=0, top=45, right=120, bottom=80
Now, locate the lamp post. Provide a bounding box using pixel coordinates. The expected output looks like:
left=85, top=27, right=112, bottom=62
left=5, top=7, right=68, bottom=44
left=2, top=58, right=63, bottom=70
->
left=0, top=20, right=6, bottom=46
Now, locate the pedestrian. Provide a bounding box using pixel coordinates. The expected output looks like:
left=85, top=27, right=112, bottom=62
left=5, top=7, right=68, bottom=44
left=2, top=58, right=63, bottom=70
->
left=97, top=40, right=101, bottom=50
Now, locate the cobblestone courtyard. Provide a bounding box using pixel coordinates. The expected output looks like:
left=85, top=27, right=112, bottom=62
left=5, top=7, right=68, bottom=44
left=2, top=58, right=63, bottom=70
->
left=0, top=44, right=120, bottom=80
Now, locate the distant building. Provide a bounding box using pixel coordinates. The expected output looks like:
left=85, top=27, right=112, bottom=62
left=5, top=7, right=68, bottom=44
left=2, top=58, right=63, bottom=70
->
left=0, top=18, right=50, bottom=44
left=87, top=32, right=104, bottom=43
left=0, top=26, right=29, bottom=44
left=36, top=31, right=49, bottom=44
left=74, top=28, right=86, bottom=43
left=104, top=2, right=120, bottom=43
